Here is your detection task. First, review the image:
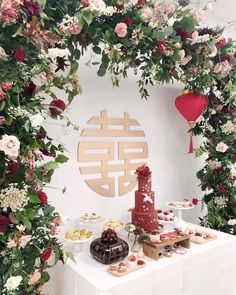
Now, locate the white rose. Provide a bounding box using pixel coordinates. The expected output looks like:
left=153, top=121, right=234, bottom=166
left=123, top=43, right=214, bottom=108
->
left=0, top=135, right=20, bottom=160
left=228, top=219, right=236, bottom=226
left=140, top=7, right=153, bottom=21
left=208, top=160, right=222, bottom=170
left=208, top=46, right=217, bottom=57
left=0, top=46, right=8, bottom=61
left=230, top=166, right=236, bottom=178
left=4, top=276, right=22, bottom=290
left=89, top=0, right=106, bottom=13
left=179, top=49, right=185, bottom=59
left=221, top=120, right=235, bottom=135
left=30, top=114, right=44, bottom=128
left=46, top=48, right=70, bottom=59
left=216, top=142, right=229, bottom=153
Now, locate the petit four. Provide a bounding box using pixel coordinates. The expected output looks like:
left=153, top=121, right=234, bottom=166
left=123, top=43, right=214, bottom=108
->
left=80, top=213, right=102, bottom=223
left=65, top=229, right=93, bottom=241
left=104, top=219, right=124, bottom=231
left=117, top=266, right=127, bottom=273
left=149, top=231, right=161, bottom=243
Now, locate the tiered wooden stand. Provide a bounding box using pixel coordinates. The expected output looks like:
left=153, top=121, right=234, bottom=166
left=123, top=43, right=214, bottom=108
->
left=142, top=234, right=190, bottom=260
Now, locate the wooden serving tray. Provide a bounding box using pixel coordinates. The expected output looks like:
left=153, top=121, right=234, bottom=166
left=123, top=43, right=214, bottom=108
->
left=142, top=234, right=190, bottom=261
left=191, top=235, right=217, bottom=244
left=107, top=262, right=146, bottom=277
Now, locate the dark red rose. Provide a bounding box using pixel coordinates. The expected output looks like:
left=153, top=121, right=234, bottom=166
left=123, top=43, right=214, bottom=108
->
left=176, top=28, right=191, bottom=41
left=137, top=0, right=146, bottom=6
left=13, top=47, right=26, bottom=62
left=216, top=38, right=227, bottom=48
left=135, top=59, right=141, bottom=66
left=232, top=155, right=236, bottom=162
left=220, top=55, right=234, bottom=62
left=135, top=165, right=151, bottom=178
left=12, top=118, right=17, bottom=125
left=124, top=16, right=133, bottom=27
left=156, top=40, right=166, bottom=55
left=36, top=131, right=46, bottom=140
left=24, top=0, right=41, bottom=16
left=214, top=115, right=221, bottom=123
left=192, top=198, right=199, bottom=205
left=49, top=99, right=66, bottom=116
left=218, top=186, right=226, bottom=193
left=7, top=162, right=20, bottom=175
left=0, top=215, right=10, bottom=233
left=38, top=191, right=48, bottom=205
left=41, top=248, right=52, bottom=262
left=23, top=81, right=37, bottom=97
left=116, top=4, right=124, bottom=11
left=40, top=148, right=52, bottom=156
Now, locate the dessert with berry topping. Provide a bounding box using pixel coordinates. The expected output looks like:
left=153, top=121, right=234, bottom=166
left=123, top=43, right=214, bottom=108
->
left=149, top=230, right=160, bottom=243
left=127, top=255, right=137, bottom=268
left=131, top=165, right=158, bottom=232
left=90, top=228, right=129, bottom=264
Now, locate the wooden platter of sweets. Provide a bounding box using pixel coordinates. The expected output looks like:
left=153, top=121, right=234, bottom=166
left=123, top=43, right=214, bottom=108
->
left=184, top=227, right=217, bottom=244
left=107, top=255, right=146, bottom=277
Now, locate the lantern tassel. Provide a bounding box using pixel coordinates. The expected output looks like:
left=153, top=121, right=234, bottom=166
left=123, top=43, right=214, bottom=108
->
left=188, top=132, right=194, bottom=154
left=188, top=121, right=195, bottom=154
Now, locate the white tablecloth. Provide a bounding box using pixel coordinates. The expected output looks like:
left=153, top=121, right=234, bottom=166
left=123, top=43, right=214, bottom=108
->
left=45, top=227, right=236, bottom=295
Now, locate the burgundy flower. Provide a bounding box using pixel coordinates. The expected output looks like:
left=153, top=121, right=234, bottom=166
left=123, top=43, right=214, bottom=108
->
left=40, top=149, right=52, bottom=156
left=55, top=56, right=69, bottom=72
left=220, top=55, right=234, bottom=62
left=198, top=27, right=218, bottom=36
left=176, top=27, right=191, bottom=41
left=214, top=115, right=221, bottom=123
left=192, top=198, right=199, bottom=205
left=23, top=0, right=41, bottom=16
left=188, top=67, right=199, bottom=76
left=36, top=131, right=46, bottom=140
left=38, top=191, right=48, bottom=205
left=135, top=59, right=141, bottom=66
left=135, top=165, right=151, bottom=178
left=232, top=155, right=236, bottom=162
left=137, top=0, right=146, bottom=6
left=7, top=162, right=20, bottom=175
left=0, top=215, right=10, bottom=233
left=218, top=186, right=226, bottom=193
left=216, top=38, right=227, bottom=48
left=49, top=99, right=66, bottom=116
left=156, top=40, right=166, bottom=55
left=41, top=248, right=52, bottom=262
left=124, top=16, right=133, bottom=27
left=81, top=0, right=89, bottom=6
left=13, top=47, right=26, bottom=62
left=116, top=4, right=124, bottom=11
left=23, top=81, right=37, bottom=98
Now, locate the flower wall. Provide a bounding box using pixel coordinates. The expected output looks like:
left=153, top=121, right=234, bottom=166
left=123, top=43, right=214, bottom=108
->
left=0, top=0, right=235, bottom=294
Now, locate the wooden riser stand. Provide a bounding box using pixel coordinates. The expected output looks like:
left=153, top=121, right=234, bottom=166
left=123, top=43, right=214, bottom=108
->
left=142, top=234, right=190, bottom=261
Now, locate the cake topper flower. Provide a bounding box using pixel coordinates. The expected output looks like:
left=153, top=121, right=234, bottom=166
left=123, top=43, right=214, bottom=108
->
left=135, top=164, right=151, bottom=179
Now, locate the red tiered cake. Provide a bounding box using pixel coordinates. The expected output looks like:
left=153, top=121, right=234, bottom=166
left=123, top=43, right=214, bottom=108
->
left=132, top=165, right=158, bottom=232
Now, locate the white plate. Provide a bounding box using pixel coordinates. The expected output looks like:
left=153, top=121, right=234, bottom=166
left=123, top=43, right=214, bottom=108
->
left=63, top=235, right=94, bottom=244
left=167, top=202, right=194, bottom=210
left=158, top=218, right=177, bottom=224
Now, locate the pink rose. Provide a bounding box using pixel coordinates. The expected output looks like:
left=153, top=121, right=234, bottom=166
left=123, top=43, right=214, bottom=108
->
left=191, top=31, right=199, bottom=44
left=69, top=24, right=81, bottom=35
left=53, top=217, right=62, bottom=227
left=216, top=105, right=223, bottom=112
left=19, top=235, right=32, bottom=249
left=0, top=134, right=20, bottom=160
left=81, top=0, right=89, bottom=6
left=0, top=116, right=5, bottom=125
left=0, top=88, right=5, bottom=100
left=163, top=3, right=175, bottom=14
left=7, top=239, right=17, bottom=249
left=216, top=142, right=228, bottom=153
left=115, top=22, right=128, bottom=38
left=28, top=269, right=41, bottom=285
left=214, top=63, right=223, bottom=74
left=2, top=81, right=12, bottom=91
left=194, top=9, right=204, bottom=22
left=181, top=55, right=192, bottom=66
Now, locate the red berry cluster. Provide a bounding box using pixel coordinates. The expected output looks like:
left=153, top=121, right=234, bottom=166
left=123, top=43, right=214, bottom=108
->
left=101, top=228, right=118, bottom=244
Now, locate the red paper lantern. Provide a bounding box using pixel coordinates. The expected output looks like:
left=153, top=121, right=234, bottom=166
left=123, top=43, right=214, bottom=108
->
left=175, top=91, right=208, bottom=154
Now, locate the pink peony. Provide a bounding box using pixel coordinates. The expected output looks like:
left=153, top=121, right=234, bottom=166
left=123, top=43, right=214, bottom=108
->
left=0, top=134, right=20, bottom=160
left=19, top=235, right=32, bottom=249
left=28, top=269, right=41, bottom=286
left=214, top=63, right=223, bottom=74
left=163, top=3, right=175, bottom=14
left=0, top=0, right=20, bottom=24
left=115, top=22, right=128, bottom=38
left=81, top=0, right=89, bottom=6
left=53, top=217, right=62, bottom=227
left=0, top=88, right=5, bottom=100
left=0, top=116, right=5, bottom=125
left=7, top=239, right=17, bottom=249
left=216, top=142, right=228, bottom=153
left=69, top=24, right=81, bottom=35
left=2, top=82, right=12, bottom=91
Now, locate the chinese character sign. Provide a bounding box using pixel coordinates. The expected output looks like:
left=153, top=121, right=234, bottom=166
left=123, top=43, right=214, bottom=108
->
left=78, top=110, right=148, bottom=197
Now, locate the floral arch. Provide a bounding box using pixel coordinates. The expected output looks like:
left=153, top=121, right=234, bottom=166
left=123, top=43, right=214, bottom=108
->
left=0, top=0, right=235, bottom=293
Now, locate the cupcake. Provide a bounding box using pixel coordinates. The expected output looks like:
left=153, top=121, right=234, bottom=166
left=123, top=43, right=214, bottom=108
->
left=194, top=232, right=203, bottom=241
left=149, top=231, right=160, bottom=243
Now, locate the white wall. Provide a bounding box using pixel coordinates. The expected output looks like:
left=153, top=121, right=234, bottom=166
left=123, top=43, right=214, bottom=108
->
left=44, top=53, right=206, bottom=225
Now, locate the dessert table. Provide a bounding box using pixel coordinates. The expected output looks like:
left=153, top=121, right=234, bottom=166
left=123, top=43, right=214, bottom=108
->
left=45, top=226, right=236, bottom=295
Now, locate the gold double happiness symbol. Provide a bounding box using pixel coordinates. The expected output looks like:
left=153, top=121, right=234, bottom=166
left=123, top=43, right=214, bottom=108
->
left=78, top=110, right=148, bottom=197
